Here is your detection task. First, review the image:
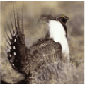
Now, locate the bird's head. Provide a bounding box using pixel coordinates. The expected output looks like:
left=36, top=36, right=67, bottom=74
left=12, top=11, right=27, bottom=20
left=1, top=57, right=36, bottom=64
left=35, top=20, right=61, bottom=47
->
left=56, top=14, right=69, bottom=24
left=39, top=14, right=69, bottom=24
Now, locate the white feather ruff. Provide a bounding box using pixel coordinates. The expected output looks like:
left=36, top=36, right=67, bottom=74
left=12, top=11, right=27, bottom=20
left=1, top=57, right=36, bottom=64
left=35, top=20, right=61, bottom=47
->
left=48, top=20, right=69, bottom=60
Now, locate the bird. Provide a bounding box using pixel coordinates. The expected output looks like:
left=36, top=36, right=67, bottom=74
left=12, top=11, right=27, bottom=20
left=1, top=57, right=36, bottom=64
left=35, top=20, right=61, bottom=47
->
left=3, top=12, right=69, bottom=84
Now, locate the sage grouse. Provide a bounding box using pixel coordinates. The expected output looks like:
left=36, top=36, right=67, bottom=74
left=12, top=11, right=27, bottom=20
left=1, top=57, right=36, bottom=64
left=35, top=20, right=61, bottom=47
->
left=3, top=12, right=69, bottom=84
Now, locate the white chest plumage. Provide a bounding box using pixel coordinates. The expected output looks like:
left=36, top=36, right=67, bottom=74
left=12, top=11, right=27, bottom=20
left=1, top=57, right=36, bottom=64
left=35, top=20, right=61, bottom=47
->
left=48, top=20, right=69, bottom=60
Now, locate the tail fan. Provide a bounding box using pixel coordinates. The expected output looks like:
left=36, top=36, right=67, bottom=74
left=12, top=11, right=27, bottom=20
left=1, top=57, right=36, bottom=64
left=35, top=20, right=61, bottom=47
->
left=4, top=7, right=26, bottom=73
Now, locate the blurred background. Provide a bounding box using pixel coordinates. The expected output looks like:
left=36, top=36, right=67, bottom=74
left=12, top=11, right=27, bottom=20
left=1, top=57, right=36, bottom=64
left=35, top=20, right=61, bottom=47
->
left=1, top=1, right=84, bottom=84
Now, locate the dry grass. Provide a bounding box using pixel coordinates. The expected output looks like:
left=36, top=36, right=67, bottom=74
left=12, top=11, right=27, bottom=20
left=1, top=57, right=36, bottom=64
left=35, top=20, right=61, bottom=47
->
left=0, top=1, right=84, bottom=84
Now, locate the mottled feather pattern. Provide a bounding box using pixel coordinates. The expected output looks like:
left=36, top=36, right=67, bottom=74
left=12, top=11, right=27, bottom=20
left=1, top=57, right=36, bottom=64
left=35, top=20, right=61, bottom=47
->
left=4, top=12, right=68, bottom=84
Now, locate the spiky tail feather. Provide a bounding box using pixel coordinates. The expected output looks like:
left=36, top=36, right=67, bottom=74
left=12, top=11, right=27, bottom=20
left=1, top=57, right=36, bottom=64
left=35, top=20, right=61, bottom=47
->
left=4, top=7, right=26, bottom=73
